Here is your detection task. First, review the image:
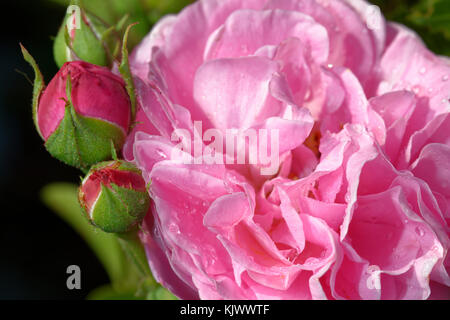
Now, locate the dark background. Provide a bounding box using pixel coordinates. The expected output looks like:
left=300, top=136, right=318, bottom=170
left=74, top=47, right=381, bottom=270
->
left=0, top=1, right=109, bottom=299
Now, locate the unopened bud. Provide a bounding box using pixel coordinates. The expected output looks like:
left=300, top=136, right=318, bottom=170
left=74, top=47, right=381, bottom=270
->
left=37, top=61, right=131, bottom=171
left=78, top=160, right=150, bottom=233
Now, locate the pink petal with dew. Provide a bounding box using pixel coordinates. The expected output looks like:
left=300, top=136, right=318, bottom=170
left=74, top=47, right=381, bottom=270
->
left=194, top=56, right=279, bottom=130
left=379, top=23, right=450, bottom=117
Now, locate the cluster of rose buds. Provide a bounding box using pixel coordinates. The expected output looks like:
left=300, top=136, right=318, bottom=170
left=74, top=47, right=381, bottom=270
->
left=22, top=3, right=149, bottom=234
left=38, top=61, right=131, bottom=171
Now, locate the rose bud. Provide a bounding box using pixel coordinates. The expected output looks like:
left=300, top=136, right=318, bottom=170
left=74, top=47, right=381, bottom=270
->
left=37, top=61, right=131, bottom=171
left=53, top=4, right=120, bottom=68
left=78, top=160, right=150, bottom=233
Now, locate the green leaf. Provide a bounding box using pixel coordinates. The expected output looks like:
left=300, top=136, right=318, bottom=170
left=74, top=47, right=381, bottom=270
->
left=116, top=231, right=153, bottom=280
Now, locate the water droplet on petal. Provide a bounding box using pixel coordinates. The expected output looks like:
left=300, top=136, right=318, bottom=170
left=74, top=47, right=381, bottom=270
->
left=415, top=226, right=425, bottom=237
left=412, top=85, right=421, bottom=94
left=168, top=223, right=180, bottom=234
left=367, top=265, right=380, bottom=274
left=419, top=67, right=427, bottom=75
left=442, top=75, right=449, bottom=82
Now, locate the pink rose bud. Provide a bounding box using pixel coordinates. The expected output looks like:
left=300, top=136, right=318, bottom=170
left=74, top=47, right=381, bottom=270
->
left=37, top=61, right=131, bottom=171
left=78, top=160, right=150, bottom=233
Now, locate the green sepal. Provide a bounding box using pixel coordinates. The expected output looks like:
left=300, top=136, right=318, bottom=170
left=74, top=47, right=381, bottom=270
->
left=53, top=6, right=119, bottom=67
left=20, top=44, right=45, bottom=140
left=119, top=23, right=138, bottom=123
left=110, top=140, right=118, bottom=161
left=116, top=231, right=153, bottom=279
left=89, top=183, right=150, bottom=233
left=115, top=14, right=130, bottom=33
left=116, top=160, right=142, bottom=173
left=45, top=101, right=126, bottom=172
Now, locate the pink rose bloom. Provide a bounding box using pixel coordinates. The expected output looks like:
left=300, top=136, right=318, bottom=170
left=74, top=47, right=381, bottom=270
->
left=123, top=0, right=450, bottom=299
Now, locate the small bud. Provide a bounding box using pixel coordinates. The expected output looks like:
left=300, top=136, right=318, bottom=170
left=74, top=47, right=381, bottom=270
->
left=38, top=61, right=131, bottom=171
left=78, top=160, right=150, bottom=233
left=53, top=5, right=120, bottom=68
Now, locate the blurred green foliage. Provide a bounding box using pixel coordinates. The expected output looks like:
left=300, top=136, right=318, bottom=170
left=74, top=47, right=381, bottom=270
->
left=371, top=0, right=450, bottom=55
left=42, top=183, right=177, bottom=300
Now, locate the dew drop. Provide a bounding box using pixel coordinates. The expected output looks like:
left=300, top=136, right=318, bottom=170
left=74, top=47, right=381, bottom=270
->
left=415, top=226, right=425, bottom=237
left=156, top=149, right=167, bottom=159
left=431, top=245, right=440, bottom=253
left=224, top=181, right=234, bottom=193
left=327, top=64, right=334, bottom=69
left=305, top=257, right=319, bottom=265
left=153, top=227, right=161, bottom=239
left=442, top=75, right=449, bottom=82
left=304, top=89, right=312, bottom=100
left=168, top=223, right=180, bottom=234
left=419, top=67, right=427, bottom=75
